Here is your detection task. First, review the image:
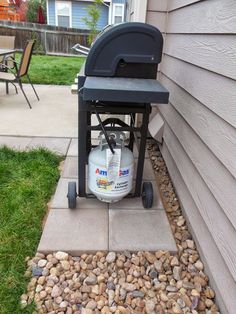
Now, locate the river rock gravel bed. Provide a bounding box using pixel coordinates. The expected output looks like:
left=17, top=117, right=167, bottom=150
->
left=21, top=140, right=220, bottom=314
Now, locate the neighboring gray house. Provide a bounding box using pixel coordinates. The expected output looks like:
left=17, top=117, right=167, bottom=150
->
left=127, top=0, right=236, bottom=313
left=46, top=0, right=127, bottom=30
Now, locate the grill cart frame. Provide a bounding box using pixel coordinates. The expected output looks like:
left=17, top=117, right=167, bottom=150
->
left=67, top=22, right=169, bottom=209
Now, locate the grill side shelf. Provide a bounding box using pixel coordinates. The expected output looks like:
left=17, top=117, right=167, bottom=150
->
left=82, top=77, right=169, bottom=104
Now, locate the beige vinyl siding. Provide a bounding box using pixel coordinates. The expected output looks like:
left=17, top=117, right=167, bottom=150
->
left=161, top=142, right=236, bottom=313
left=167, top=0, right=202, bottom=11
left=167, top=0, right=236, bottom=34
left=146, top=0, right=167, bottom=34
left=146, top=11, right=166, bottom=33
left=145, top=0, right=236, bottom=312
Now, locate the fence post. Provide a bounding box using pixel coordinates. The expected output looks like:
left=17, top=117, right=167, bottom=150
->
left=44, top=30, right=47, bottom=54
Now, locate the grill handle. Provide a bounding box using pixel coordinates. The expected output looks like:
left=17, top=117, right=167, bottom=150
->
left=71, top=44, right=90, bottom=56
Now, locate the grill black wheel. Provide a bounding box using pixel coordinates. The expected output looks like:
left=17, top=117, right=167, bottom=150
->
left=67, top=181, right=77, bottom=209
left=142, top=182, right=153, bottom=209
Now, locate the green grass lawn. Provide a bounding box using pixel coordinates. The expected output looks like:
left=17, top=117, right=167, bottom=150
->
left=0, top=147, right=62, bottom=314
left=16, top=53, right=85, bottom=85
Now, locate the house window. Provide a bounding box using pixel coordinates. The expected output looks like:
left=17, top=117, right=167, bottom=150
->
left=56, top=1, right=71, bottom=28
left=112, top=4, right=124, bottom=24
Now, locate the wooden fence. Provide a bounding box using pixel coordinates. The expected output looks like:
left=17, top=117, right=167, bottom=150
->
left=0, top=20, right=90, bottom=54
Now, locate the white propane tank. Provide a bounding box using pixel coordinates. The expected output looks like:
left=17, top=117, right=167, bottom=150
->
left=88, top=132, right=134, bottom=203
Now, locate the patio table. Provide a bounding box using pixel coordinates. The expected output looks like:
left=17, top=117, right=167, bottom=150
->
left=0, top=48, right=15, bottom=56
left=0, top=48, right=16, bottom=93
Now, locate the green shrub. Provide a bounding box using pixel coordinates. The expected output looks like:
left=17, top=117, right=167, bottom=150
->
left=83, top=0, right=103, bottom=46
left=30, top=31, right=45, bottom=54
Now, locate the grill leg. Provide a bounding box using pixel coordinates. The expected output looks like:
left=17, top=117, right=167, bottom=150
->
left=78, top=94, right=87, bottom=197
left=134, top=105, right=150, bottom=197
left=87, top=112, right=91, bottom=155
left=128, top=113, right=136, bottom=151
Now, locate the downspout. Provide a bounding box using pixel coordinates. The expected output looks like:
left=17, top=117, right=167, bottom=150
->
left=135, top=0, right=147, bottom=23
left=101, top=1, right=111, bottom=26
left=46, top=0, right=49, bottom=24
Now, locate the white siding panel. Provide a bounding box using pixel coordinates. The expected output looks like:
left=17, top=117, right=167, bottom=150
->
left=159, top=103, right=236, bottom=231
left=161, top=143, right=236, bottom=314
left=160, top=75, right=236, bottom=179
left=168, top=0, right=201, bottom=11
left=167, top=0, right=236, bottom=34
left=162, top=123, right=236, bottom=281
left=147, top=0, right=167, bottom=12
left=164, top=34, right=236, bottom=80
left=161, top=55, right=236, bottom=128
left=146, top=11, right=166, bottom=33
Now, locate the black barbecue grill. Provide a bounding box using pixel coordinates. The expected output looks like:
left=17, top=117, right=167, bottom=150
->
left=67, top=22, right=169, bottom=209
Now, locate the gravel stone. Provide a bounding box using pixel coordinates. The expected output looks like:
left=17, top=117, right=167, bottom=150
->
left=106, top=252, right=116, bottom=263
left=145, top=299, right=156, bottom=313
left=20, top=300, right=27, bottom=309
left=170, top=256, right=179, bottom=266
left=145, top=252, right=156, bottom=264
left=122, top=282, right=136, bottom=291
left=35, top=284, right=43, bottom=292
left=84, top=273, right=97, bottom=285
left=166, top=285, right=178, bottom=292
left=32, top=266, right=43, bottom=277
left=132, top=290, right=145, bottom=298
left=149, top=268, right=158, bottom=279
left=154, top=260, right=162, bottom=272
left=39, top=290, right=47, bottom=299
left=173, top=266, right=181, bottom=281
left=60, top=300, right=69, bottom=308
left=107, top=281, right=116, bottom=290
left=186, top=239, right=195, bottom=249
left=195, top=260, right=204, bottom=271
left=86, top=300, right=97, bottom=310
left=55, top=251, right=69, bottom=261
left=172, top=303, right=182, bottom=314
left=51, top=285, right=62, bottom=298
left=38, top=259, right=47, bottom=268
left=61, top=260, right=70, bottom=271
left=37, top=276, right=46, bottom=285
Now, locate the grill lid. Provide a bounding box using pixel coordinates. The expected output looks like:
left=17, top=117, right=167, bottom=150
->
left=85, top=22, right=163, bottom=79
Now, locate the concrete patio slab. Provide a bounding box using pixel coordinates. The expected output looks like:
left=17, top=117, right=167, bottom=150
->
left=38, top=207, right=108, bottom=255
left=0, top=136, right=32, bottom=150
left=62, top=156, right=78, bottom=178
left=51, top=178, right=107, bottom=209
left=110, top=182, right=163, bottom=210
left=109, top=209, right=177, bottom=252
left=0, top=84, right=77, bottom=138
left=27, top=137, right=71, bottom=155
left=67, top=138, right=78, bottom=156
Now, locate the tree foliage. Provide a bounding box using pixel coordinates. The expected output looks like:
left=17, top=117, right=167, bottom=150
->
left=83, top=0, right=103, bottom=46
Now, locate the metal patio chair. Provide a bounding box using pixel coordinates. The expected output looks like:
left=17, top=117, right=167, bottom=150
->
left=0, top=40, right=39, bottom=109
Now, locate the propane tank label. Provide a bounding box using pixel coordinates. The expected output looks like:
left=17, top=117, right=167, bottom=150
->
left=89, top=163, right=133, bottom=195
left=106, top=148, right=121, bottom=182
